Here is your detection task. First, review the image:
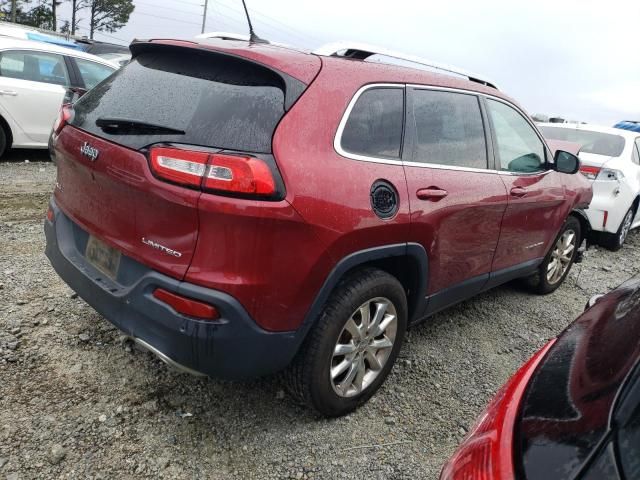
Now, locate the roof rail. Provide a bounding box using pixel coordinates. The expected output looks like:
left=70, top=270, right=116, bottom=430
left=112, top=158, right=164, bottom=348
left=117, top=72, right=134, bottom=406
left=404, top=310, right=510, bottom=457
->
left=195, top=31, right=250, bottom=41
left=312, top=41, right=498, bottom=90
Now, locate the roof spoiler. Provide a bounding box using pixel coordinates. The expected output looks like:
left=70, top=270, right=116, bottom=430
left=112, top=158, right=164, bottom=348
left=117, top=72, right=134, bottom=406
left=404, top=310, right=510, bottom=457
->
left=313, top=41, right=498, bottom=90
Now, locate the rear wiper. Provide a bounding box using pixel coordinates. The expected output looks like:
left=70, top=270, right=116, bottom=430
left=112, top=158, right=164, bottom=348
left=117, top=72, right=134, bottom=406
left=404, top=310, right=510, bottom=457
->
left=95, top=117, right=185, bottom=135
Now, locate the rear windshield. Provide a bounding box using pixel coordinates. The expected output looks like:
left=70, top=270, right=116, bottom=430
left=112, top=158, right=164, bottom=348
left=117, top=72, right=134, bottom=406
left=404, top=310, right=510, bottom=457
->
left=71, top=48, right=287, bottom=153
left=539, top=126, right=625, bottom=157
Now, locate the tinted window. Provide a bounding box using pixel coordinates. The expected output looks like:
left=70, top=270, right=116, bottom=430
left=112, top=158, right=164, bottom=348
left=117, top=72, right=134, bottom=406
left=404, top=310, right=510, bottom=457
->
left=341, top=87, right=404, bottom=159
left=540, top=126, right=626, bottom=157
left=0, top=50, right=68, bottom=85
left=71, top=49, right=288, bottom=153
left=74, top=58, right=115, bottom=89
left=488, top=99, right=546, bottom=173
left=412, top=90, right=487, bottom=169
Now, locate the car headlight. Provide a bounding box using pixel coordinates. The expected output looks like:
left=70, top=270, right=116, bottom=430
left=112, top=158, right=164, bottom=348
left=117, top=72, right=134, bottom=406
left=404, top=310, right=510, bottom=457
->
left=597, top=168, right=624, bottom=181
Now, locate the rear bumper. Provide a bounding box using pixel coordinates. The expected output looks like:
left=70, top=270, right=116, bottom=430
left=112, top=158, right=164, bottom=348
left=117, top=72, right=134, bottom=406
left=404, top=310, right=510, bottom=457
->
left=44, top=198, right=300, bottom=380
left=586, top=181, right=634, bottom=234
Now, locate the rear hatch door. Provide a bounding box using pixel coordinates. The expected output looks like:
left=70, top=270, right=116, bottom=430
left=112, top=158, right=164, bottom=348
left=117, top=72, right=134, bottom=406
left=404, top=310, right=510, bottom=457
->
left=54, top=42, right=310, bottom=279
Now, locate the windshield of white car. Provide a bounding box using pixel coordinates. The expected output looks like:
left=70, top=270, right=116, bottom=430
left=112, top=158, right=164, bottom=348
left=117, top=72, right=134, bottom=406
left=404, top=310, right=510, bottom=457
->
left=540, top=126, right=625, bottom=157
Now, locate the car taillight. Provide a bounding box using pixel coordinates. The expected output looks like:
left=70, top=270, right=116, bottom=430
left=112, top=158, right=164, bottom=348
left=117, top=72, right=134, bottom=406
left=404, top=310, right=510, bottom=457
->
left=440, top=339, right=556, bottom=480
left=153, top=288, right=219, bottom=320
left=52, top=104, right=74, bottom=136
left=150, top=147, right=209, bottom=188
left=204, top=153, right=276, bottom=195
left=579, top=165, right=601, bottom=180
left=149, top=146, right=277, bottom=197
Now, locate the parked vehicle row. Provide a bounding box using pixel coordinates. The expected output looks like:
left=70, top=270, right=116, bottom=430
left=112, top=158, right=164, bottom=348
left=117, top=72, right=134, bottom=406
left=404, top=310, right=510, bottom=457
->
left=0, top=37, right=117, bottom=157
left=541, top=123, right=640, bottom=250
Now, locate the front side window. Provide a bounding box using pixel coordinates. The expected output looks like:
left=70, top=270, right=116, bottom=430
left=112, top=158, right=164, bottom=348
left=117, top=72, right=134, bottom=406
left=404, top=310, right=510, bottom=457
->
left=0, top=50, right=69, bottom=85
left=487, top=99, right=546, bottom=173
left=74, top=58, right=115, bottom=89
left=341, top=87, right=404, bottom=159
left=411, top=89, right=487, bottom=169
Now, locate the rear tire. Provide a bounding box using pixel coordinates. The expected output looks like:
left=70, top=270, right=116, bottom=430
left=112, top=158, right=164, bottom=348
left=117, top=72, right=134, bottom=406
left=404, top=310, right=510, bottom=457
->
left=525, top=216, right=581, bottom=295
left=600, top=206, right=634, bottom=251
left=285, top=268, right=407, bottom=417
left=0, top=127, right=7, bottom=159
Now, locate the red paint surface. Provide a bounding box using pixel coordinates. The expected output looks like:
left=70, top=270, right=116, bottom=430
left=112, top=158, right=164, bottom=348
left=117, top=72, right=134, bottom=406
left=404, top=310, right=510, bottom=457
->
left=52, top=44, right=593, bottom=332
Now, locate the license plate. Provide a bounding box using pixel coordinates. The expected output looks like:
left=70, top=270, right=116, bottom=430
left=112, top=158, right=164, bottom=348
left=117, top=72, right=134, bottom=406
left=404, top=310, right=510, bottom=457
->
left=85, top=235, right=121, bottom=281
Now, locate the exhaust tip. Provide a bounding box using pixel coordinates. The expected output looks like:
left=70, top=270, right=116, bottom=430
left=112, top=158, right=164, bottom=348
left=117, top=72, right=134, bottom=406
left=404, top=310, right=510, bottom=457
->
left=130, top=337, right=207, bottom=377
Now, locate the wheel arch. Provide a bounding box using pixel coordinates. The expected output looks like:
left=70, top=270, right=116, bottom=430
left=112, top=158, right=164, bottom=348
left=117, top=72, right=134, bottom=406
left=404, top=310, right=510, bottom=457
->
left=569, top=209, right=591, bottom=245
left=299, top=243, right=428, bottom=340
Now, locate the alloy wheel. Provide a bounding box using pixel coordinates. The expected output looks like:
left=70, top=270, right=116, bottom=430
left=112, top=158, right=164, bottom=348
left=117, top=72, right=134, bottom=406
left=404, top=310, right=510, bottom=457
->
left=330, top=297, right=397, bottom=398
left=619, top=210, right=633, bottom=246
left=547, top=229, right=577, bottom=285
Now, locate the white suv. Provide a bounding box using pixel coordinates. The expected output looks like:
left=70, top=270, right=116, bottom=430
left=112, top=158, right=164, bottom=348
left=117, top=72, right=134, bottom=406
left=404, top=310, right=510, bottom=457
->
left=540, top=123, right=640, bottom=250
left=0, top=37, right=117, bottom=157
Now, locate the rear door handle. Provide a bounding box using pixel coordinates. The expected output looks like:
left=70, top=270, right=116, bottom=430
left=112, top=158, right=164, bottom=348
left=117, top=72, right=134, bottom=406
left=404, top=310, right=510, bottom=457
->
left=416, top=187, right=448, bottom=200
left=510, top=187, right=528, bottom=197
left=0, top=90, right=17, bottom=96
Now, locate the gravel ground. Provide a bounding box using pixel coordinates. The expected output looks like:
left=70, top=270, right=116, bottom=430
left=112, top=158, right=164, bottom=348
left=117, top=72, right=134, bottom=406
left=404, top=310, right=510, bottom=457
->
left=1, top=155, right=639, bottom=479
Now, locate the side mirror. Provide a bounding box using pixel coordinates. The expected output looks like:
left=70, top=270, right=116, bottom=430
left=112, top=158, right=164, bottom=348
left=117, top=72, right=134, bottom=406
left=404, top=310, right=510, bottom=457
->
left=553, top=150, right=580, bottom=174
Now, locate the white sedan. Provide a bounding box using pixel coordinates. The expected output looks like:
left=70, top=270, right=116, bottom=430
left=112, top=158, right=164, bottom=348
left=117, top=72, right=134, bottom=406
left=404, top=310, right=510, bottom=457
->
left=540, top=123, right=640, bottom=250
left=0, top=37, right=118, bottom=157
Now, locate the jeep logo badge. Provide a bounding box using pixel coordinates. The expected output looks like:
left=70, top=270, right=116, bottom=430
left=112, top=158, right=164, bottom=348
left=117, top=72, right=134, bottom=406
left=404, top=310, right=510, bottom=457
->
left=80, top=142, right=99, bottom=161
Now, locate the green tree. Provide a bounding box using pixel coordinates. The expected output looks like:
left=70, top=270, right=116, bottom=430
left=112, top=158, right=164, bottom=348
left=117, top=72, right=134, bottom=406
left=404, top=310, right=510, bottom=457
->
left=85, top=0, right=134, bottom=39
left=51, top=0, right=63, bottom=31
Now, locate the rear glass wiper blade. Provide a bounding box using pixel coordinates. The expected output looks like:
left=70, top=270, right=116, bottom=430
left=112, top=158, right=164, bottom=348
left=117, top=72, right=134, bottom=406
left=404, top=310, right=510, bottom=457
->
left=95, top=117, right=185, bottom=135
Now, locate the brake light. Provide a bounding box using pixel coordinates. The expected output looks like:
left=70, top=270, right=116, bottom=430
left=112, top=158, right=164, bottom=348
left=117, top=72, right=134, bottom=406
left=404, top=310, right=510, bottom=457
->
left=579, top=165, right=601, bottom=180
left=153, top=288, right=219, bottom=320
left=52, top=104, right=73, bottom=136
left=204, top=154, right=275, bottom=195
left=440, top=340, right=556, bottom=480
left=148, top=147, right=277, bottom=197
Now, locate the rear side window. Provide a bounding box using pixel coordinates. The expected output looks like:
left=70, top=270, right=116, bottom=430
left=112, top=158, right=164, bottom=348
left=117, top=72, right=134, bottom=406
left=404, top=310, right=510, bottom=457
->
left=340, top=87, right=404, bottom=159
left=71, top=48, right=289, bottom=153
left=73, top=58, right=115, bottom=89
left=411, top=89, right=487, bottom=169
left=0, top=50, right=68, bottom=85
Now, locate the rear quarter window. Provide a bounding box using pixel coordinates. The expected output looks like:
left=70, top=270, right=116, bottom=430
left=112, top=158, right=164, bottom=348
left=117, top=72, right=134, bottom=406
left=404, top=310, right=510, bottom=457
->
left=71, top=48, right=289, bottom=153
left=340, top=87, right=404, bottom=159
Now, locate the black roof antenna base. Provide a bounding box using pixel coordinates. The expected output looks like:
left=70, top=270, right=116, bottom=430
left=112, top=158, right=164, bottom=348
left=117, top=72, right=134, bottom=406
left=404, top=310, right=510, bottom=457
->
left=241, top=0, right=270, bottom=45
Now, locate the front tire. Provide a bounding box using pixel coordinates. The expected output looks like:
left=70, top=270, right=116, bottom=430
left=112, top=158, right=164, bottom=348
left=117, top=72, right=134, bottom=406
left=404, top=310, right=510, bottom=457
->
left=601, top=206, right=634, bottom=251
left=285, top=268, right=407, bottom=417
left=526, top=216, right=581, bottom=295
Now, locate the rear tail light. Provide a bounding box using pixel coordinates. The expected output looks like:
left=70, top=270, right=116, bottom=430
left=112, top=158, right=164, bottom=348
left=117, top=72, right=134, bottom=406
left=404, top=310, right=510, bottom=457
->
left=204, top=154, right=276, bottom=195
left=440, top=340, right=556, bottom=480
left=153, top=288, right=219, bottom=320
left=597, top=168, right=624, bottom=181
left=52, top=104, right=74, bottom=136
left=149, top=146, right=277, bottom=198
left=579, top=165, right=600, bottom=180
left=150, top=147, right=209, bottom=188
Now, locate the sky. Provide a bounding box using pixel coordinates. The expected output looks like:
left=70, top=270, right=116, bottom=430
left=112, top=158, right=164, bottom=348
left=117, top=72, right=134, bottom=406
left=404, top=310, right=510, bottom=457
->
left=58, top=0, right=640, bottom=126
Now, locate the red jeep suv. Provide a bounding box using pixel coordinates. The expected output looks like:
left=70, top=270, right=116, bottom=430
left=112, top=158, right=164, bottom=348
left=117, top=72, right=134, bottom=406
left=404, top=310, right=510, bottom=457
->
left=45, top=37, right=592, bottom=416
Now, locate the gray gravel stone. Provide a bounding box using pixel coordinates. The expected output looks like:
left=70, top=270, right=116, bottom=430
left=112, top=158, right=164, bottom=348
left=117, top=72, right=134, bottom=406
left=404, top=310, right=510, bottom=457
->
left=2, top=159, right=640, bottom=479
